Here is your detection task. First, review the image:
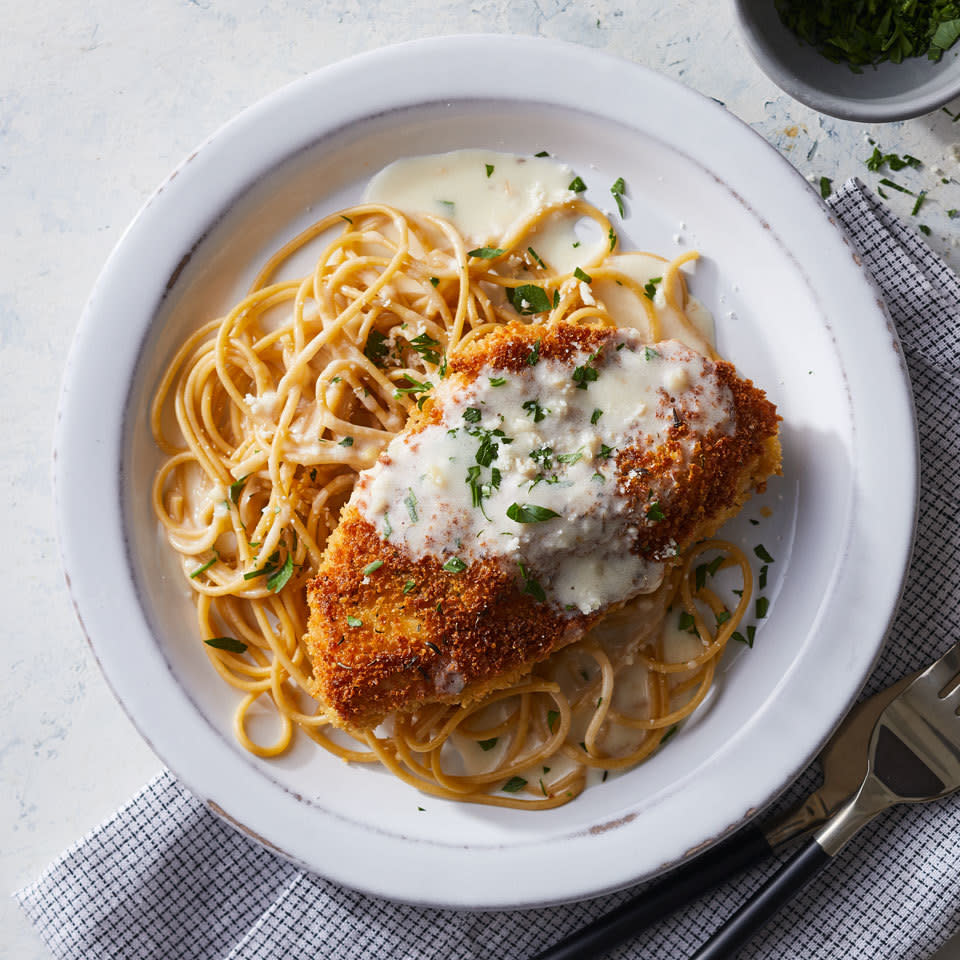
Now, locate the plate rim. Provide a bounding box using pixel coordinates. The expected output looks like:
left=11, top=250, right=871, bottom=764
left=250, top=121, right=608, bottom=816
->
left=54, top=34, right=918, bottom=908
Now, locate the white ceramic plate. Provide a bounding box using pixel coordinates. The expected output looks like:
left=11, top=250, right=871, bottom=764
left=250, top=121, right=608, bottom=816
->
left=55, top=36, right=917, bottom=908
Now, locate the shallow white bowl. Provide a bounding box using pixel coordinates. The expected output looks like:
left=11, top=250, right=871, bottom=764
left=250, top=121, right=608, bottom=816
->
left=733, top=0, right=960, bottom=121
left=55, top=35, right=917, bottom=908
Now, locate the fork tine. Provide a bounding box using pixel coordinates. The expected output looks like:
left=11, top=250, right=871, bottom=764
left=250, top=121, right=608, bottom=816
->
left=918, top=639, right=960, bottom=694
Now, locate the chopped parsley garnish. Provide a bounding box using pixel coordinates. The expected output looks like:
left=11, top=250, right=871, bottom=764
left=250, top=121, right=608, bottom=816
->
left=646, top=501, right=666, bottom=522
left=489, top=376, right=507, bottom=387
left=756, top=597, right=770, bottom=619
left=266, top=553, right=294, bottom=592
left=507, top=503, right=561, bottom=523
left=467, top=246, right=505, bottom=259
left=338, top=436, right=354, bottom=447
left=429, top=276, right=440, bottom=287
left=660, top=724, right=679, bottom=745
left=547, top=709, right=560, bottom=733
left=598, top=444, right=614, bottom=460
left=610, top=176, right=626, bottom=216
left=879, top=177, right=914, bottom=195
left=760, top=565, right=769, bottom=590
left=474, top=429, right=508, bottom=468
left=404, top=488, right=419, bottom=523
left=643, top=277, right=662, bottom=300
left=526, top=338, right=542, bottom=366
left=438, top=200, right=455, bottom=212
left=557, top=448, right=584, bottom=465
left=485, top=163, right=494, bottom=178
left=819, top=176, right=833, bottom=199
left=715, top=610, right=731, bottom=626
left=341, top=214, right=353, bottom=224
left=522, top=399, right=547, bottom=422
left=748, top=624, right=757, bottom=645
left=591, top=408, right=603, bottom=425
left=754, top=544, right=775, bottom=563
left=190, top=552, right=219, bottom=579
left=383, top=514, right=392, bottom=538
left=463, top=407, right=482, bottom=423
left=229, top=475, right=249, bottom=504
left=518, top=561, right=547, bottom=602
left=204, top=636, right=247, bottom=653
left=678, top=611, right=699, bottom=635
left=911, top=191, right=927, bottom=216
left=732, top=630, right=751, bottom=647
left=364, top=329, right=390, bottom=365
left=919, top=224, right=932, bottom=236
left=478, top=738, right=498, bottom=751
left=568, top=175, right=587, bottom=192
left=776, top=0, right=960, bottom=66
left=535, top=150, right=550, bottom=157
left=866, top=147, right=923, bottom=172
left=403, top=580, right=417, bottom=594
left=572, top=364, right=599, bottom=389
left=346, top=616, right=362, bottom=628
left=442, top=557, right=467, bottom=573
left=502, top=776, right=527, bottom=793
left=644, top=346, right=661, bottom=361
left=393, top=374, right=433, bottom=404
left=409, top=331, right=443, bottom=365
left=508, top=284, right=553, bottom=315
left=362, top=560, right=384, bottom=576
left=527, top=246, right=545, bottom=267
left=574, top=266, right=592, bottom=284
left=608, top=226, right=617, bottom=252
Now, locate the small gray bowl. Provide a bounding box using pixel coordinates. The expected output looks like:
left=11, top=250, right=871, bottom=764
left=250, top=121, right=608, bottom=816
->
left=732, top=0, right=960, bottom=121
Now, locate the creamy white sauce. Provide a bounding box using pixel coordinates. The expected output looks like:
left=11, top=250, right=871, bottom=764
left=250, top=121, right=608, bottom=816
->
left=353, top=334, right=734, bottom=615
left=365, top=149, right=607, bottom=275
left=594, top=253, right=715, bottom=355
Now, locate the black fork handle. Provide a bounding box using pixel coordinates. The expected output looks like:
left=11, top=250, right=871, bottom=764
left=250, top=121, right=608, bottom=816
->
left=690, top=837, right=831, bottom=959
left=530, top=825, right=774, bottom=960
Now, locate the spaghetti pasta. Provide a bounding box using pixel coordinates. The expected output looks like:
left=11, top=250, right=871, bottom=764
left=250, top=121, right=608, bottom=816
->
left=151, top=168, right=763, bottom=808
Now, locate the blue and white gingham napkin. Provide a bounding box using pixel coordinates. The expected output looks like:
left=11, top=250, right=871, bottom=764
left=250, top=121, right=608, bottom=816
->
left=15, top=179, right=960, bottom=960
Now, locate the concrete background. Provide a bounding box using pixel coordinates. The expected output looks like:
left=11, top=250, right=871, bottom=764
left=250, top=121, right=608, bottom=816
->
left=2, top=1, right=959, bottom=956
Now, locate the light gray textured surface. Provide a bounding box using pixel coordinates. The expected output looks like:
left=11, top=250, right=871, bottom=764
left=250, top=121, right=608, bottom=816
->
left=2, top=3, right=959, bottom=958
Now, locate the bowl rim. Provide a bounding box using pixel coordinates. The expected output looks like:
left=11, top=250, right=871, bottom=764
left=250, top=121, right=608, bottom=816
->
left=54, top=34, right=918, bottom=907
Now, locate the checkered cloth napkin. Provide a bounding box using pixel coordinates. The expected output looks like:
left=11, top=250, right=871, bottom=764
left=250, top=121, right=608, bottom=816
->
left=16, top=179, right=960, bottom=959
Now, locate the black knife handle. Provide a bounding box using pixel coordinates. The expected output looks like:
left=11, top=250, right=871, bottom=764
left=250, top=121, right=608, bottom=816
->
left=691, top=837, right=831, bottom=959
left=530, top=824, right=774, bottom=960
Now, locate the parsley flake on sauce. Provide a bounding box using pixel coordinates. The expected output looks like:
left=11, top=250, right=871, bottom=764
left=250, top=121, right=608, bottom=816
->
left=568, top=175, right=587, bottom=192
left=572, top=364, right=599, bottom=389
left=467, top=246, right=505, bottom=259
left=442, top=557, right=467, bottom=573
left=346, top=616, right=363, bottom=628
left=591, top=408, right=603, bottom=424
left=574, top=266, right=592, bottom=283
left=502, top=776, right=527, bottom=793
left=507, top=503, right=561, bottom=523
left=362, top=560, right=384, bottom=576
left=485, top=163, right=495, bottom=178
left=338, top=436, right=354, bottom=447
left=526, top=338, right=542, bottom=366
left=643, top=277, right=662, bottom=301
left=478, top=738, right=498, bottom=751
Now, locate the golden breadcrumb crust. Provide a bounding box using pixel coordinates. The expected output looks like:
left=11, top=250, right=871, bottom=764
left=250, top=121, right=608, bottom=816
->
left=305, top=322, right=781, bottom=729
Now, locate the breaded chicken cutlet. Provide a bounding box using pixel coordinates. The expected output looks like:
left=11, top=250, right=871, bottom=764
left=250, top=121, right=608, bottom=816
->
left=305, top=322, right=781, bottom=730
